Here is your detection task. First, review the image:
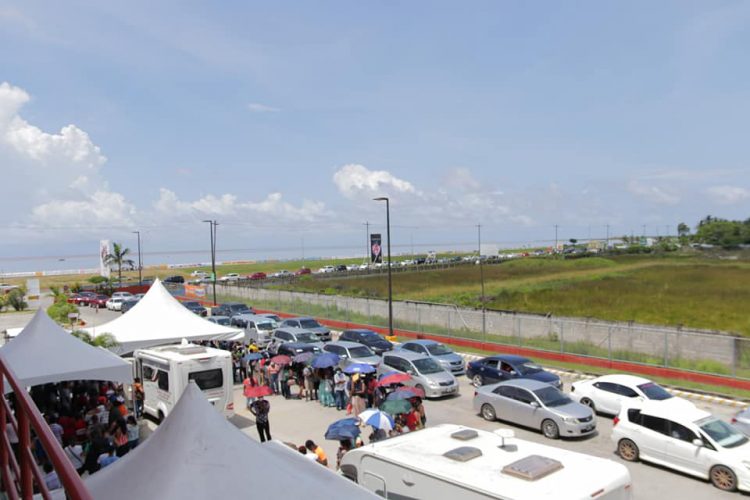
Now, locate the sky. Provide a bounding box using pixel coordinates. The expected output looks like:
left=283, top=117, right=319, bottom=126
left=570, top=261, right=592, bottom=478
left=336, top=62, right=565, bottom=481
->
left=1, top=1, right=750, bottom=270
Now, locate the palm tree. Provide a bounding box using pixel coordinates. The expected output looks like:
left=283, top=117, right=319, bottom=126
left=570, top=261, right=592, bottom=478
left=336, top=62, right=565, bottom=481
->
left=104, top=242, right=135, bottom=286
left=71, top=330, right=120, bottom=349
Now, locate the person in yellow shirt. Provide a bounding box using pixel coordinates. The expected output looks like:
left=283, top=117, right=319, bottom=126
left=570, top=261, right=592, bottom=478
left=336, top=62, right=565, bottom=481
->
left=305, top=439, right=328, bottom=467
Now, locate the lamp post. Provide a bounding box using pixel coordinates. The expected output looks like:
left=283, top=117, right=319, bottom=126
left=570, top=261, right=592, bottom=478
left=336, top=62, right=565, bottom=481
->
left=203, top=220, right=218, bottom=306
left=132, top=231, right=142, bottom=286
left=373, top=197, right=393, bottom=338
left=477, top=224, right=486, bottom=339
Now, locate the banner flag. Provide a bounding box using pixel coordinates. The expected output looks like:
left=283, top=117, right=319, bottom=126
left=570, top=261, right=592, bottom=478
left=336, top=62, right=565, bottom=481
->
left=370, top=233, right=383, bottom=263
left=99, top=240, right=111, bottom=278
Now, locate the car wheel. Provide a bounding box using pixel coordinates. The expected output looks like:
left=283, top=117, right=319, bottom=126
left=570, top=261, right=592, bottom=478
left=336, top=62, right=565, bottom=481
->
left=481, top=404, right=496, bottom=421
left=580, top=397, right=595, bottom=411
left=472, top=375, right=484, bottom=387
left=617, top=438, right=639, bottom=462
left=710, top=465, right=737, bottom=492
left=541, top=419, right=560, bottom=439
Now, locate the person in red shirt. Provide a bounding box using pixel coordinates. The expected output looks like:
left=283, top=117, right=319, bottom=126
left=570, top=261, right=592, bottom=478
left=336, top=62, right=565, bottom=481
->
left=405, top=408, right=420, bottom=432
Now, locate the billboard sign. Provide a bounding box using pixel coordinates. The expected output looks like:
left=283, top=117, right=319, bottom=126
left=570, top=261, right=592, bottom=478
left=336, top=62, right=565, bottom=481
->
left=370, top=233, right=383, bottom=263
left=99, top=240, right=111, bottom=278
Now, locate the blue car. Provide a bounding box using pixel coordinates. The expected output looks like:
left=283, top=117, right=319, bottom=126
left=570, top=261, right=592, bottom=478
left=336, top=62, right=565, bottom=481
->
left=466, top=354, right=562, bottom=390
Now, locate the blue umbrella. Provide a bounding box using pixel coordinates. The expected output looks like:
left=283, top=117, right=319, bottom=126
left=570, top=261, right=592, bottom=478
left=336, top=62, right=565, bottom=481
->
left=311, top=352, right=340, bottom=369
left=358, top=409, right=395, bottom=431
left=343, top=363, right=376, bottom=375
left=243, top=352, right=264, bottom=362
left=325, top=417, right=361, bottom=441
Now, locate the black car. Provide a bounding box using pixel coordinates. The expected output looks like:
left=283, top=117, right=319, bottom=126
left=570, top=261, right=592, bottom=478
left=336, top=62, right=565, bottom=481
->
left=213, top=302, right=254, bottom=318
left=339, top=329, right=393, bottom=356
left=120, top=298, right=140, bottom=313
left=182, top=300, right=207, bottom=317
left=163, top=275, right=185, bottom=284
left=276, top=342, right=322, bottom=356
left=335, top=264, right=348, bottom=272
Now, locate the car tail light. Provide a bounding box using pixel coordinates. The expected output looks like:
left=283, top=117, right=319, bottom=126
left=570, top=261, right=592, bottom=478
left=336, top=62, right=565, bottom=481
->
left=613, top=416, right=619, bottom=427
left=473, top=391, right=477, bottom=397
left=226, top=402, right=234, bottom=410
left=732, top=417, right=737, bottom=424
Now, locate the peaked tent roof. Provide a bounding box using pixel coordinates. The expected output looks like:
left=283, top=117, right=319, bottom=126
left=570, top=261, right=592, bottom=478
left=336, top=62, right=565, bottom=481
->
left=0, top=309, right=132, bottom=389
left=86, top=383, right=377, bottom=500
left=85, top=279, right=242, bottom=354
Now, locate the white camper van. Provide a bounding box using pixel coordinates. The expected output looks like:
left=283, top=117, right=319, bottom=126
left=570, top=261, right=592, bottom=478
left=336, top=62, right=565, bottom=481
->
left=133, top=342, right=234, bottom=422
left=340, top=424, right=632, bottom=500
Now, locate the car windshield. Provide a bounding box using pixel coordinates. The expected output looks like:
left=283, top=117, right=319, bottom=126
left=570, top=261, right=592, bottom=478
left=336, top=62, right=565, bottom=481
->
left=517, top=362, right=542, bottom=375
left=637, top=382, right=673, bottom=401
left=413, top=358, right=444, bottom=375
left=295, top=333, right=317, bottom=343
left=533, top=386, right=571, bottom=407
left=213, top=318, right=230, bottom=325
left=359, top=331, right=380, bottom=339
left=349, top=346, right=374, bottom=358
left=184, top=302, right=200, bottom=307
left=426, top=343, right=452, bottom=356
left=300, top=319, right=322, bottom=329
left=265, top=315, right=281, bottom=322
left=698, top=417, right=748, bottom=448
left=257, top=322, right=275, bottom=331
left=230, top=305, right=250, bottom=312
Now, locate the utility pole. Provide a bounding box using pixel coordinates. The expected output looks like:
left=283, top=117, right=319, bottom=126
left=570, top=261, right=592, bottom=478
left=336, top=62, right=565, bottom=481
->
left=203, top=220, right=219, bottom=306
left=132, top=230, right=142, bottom=286
left=554, top=224, right=559, bottom=254
left=363, top=221, right=370, bottom=264
left=477, top=224, right=486, bottom=338
left=606, top=224, right=610, bottom=250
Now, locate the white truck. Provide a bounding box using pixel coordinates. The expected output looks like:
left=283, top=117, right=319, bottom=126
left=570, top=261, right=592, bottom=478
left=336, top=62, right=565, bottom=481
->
left=133, top=342, right=234, bottom=422
left=340, top=424, right=632, bottom=500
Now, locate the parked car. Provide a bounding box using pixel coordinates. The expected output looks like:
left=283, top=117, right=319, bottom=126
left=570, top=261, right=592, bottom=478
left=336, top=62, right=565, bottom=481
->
left=218, top=273, right=240, bottom=282
left=466, top=355, right=562, bottom=390
left=212, top=302, right=254, bottom=318
left=72, top=291, right=97, bottom=305
left=295, top=267, right=311, bottom=276
left=277, top=342, right=323, bottom=356
left=163, top=275, right=185, bottom=284
left=182, top=301, right=208, bottom=316
left=229, top=313, right=276, bottom=347
left=613, top=401, right=750, bottom=492
left=268, top=327, right=324, bottom=355
left=339, top=329, right=393, bottom=356
left=207, top=315, right=231, bottom=326
left=399, top=340, right=465, bottom=375
left=120, top=297, right=140, bottom=313
left=378, top=351, right=459, bottom=399
left=67, top=293, right=83, bottom=304
left=258, top=313, right=282, bottom=323
left=270, top=270, right=292, bottom=278
left=111, top=291, right=133, bottom=300
left=105, top=297, right=126, bottom=311
left=731, top=408, right=750, bottom=437
left=248, top=272, right=267, bottom=280
left=571, top=374, right=685, bottom=416
left=323, top=341, right=381, bottom=369
left=89, top=294, right=110, bottom=308
left=190, top=270, right=209, bottom=278
left=318, top=265, right=335, bottom=273
left=474, top=379, right=595, bottom=439
left=335, top=264, right=348, bottom=272
left=279, top=317, right=331, bottom=342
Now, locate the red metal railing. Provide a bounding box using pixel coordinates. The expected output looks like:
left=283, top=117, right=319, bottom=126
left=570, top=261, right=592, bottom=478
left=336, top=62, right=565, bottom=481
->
left=0, top=358, right=92, bottom=500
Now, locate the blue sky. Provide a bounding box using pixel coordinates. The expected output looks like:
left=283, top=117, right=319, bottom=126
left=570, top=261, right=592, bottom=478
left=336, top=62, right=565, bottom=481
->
left=1, top=1, right=749, bottom=269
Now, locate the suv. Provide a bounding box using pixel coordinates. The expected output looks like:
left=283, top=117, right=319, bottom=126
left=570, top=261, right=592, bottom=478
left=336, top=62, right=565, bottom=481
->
left=230, top=314, right=276, bottom=348
left=399, top=340, right=465, bottom=375
left=277, top=342, right=322, bottom=357
left=182, top=301, right=208, bottom=316
left=268, top=327, right=324, bottom=355
left=212, top=302, right=254, bottom=318
left=163, top=275, right=185, bottom=284
left=378, top=351, right=459, bottom=399
left=339, top=329, right=393, bottom=356
left=323, top=341, right=381, bottom=369
left=279, top=317, right=331, bottom=342
left=612, top=401, right=750, bottom=493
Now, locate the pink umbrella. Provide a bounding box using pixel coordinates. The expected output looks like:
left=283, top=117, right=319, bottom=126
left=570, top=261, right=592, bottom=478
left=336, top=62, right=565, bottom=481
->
left=270, top=355, right=292, bottom=366
left=377, top=373, right=412, bottom=387
left=245, top=385, right=273, bottom=398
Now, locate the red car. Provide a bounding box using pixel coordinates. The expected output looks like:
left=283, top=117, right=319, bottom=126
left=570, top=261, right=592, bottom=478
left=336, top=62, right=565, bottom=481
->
left=248, top=272, right=267, bottom=280
left=295, top=267, right=311, bottom=276
left=73, top=292, right=97, bottom=305
left=89, top=294, right=110, bottom=308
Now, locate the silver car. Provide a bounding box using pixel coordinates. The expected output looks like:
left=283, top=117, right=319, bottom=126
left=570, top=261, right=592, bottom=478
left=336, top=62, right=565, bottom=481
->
left=268, top=327, right=324, bottom=355
left=378, top=351, right=459, bottom=399
left=473, top=378, right=596, bottom=439
left=323, top=341, right=381, bottom=369
left=399, top=340, right=465, bottom=375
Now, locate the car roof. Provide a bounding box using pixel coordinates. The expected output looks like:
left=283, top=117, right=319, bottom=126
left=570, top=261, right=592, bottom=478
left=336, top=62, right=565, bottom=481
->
left=276, top=327, right=315, bottom=335
left=209, top=315, right=229, bottom=320
left=384, top=350, right=429, bottom=361
left=494, top=378, right=551, bottom=391
left=403, top=339, right=440, bottom=346
left=635, top=400, right=710, bottom=423
left=482, top=354, right=530, bottom=364
left=327, top=341, right=367, bottom=349
left=344, top=329, right=378, bottom=334
left=594, top=374, right=653, bottom=386
left=222, top=302, right=248, bottom=307
left=285, top=316, right=315, bottom=321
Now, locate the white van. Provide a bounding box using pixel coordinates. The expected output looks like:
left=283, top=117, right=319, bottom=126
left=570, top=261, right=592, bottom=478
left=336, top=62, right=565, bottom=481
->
left=133, top=342, right=234, bottom=422
left=340, top=424, right=632, bottom=500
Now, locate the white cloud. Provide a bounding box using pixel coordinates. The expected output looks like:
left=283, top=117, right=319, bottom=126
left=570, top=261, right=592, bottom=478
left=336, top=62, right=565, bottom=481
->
left=333, top=164, right=416, bottom=199
left=31, top=191, right=136, bottom=227
left=707, top=185, right=750, bottom=205
left=247, top=102, right=280, bottom=113
left=627, top=180, right=680, bottom=205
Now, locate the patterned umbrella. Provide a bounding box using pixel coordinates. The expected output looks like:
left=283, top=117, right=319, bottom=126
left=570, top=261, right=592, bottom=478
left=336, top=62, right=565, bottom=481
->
left=392, top=385, right=425, bottom=399
left=343, top=363, right=376, bottom=375
left=377, top=373, right=412, bottom=387
left=244, top=385, right=273, bottom=398
left=358, top=409, right=395, bottom=431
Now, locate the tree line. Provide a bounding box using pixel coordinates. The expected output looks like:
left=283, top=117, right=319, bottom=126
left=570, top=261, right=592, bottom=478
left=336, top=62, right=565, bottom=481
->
left=678, top=216, right=750, bottom=249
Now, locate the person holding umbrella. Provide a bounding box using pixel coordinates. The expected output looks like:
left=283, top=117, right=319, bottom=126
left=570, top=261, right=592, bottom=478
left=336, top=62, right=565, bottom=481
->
left=350, top=374, right=367, bottom=416
left=249, top=395, right=272, bottom=443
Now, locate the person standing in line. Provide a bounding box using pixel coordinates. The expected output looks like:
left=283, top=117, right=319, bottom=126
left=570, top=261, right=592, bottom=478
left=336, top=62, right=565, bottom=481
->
left=333, top=368, right=347, bottom=410
left=269, top=363, right=280, bottom=395
left=249, top=395, right=272, bottom=443
left=132, top=378, right=144, bottom=419
left=350, top=374, right=367, bottom=417
left=303, top=365, right=313, bottom=401
left=126, top=415, right=140, bottom=450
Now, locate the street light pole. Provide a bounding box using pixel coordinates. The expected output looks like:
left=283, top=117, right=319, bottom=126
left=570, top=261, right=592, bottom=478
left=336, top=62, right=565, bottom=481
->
left=373, top=197, right=393, bottom=339
left=132, top=231, right=142, bottom=286
left=477, top=224, right=486, bottom=339
left=203, top=220, right=218, bottom=306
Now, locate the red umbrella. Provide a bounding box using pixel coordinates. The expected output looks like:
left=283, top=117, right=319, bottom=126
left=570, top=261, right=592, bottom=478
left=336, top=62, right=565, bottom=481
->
left=245, top=385, right=273, bottom=398
left=394, top=385, right=425, bottom=399
left=270, top=355, right=292, bottom=366
left=377, top=373, right=412, bottom=387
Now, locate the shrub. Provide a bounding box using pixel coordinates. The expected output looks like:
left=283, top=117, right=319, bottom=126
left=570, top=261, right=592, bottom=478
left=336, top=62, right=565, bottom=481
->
left=7, top=289, right=27, bottom=311
left=47, top=300, right=79, bottom=324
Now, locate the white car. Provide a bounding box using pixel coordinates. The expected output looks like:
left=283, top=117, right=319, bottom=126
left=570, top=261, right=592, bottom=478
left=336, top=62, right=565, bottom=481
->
left=270, top=270, right=292, bottom=278
left=612, top=401, right=750, bottom=492
left=570, top=374, right=687, bottom=416
left=111, top=291, right=133, bottom=300
left=190, top=270, right=208, bottom=278
left=357, top=264, right=370, bottom=271
left=218, top=273, right=240, bottom=282
left=105, top=297, right=125, bottom=311
left=318, top=265, right=335, bottom=273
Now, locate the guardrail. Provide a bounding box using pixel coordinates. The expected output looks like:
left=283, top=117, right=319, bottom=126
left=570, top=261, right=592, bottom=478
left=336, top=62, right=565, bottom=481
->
left=0, top=359, right=92, bottom=500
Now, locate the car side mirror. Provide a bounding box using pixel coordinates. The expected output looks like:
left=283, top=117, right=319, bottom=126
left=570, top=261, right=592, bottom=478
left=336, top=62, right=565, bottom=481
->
left=530, top=401, right=539, bottom=408
left=692, top=438, right=703, bottom=447
left=509, top=370, right=517, bottom=376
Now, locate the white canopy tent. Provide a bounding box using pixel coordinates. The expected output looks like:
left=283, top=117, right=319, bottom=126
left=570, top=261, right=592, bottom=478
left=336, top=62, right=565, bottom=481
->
left=0, top=309, right=132, bottom=390
left=85, top=279, right=242, bottom=354
left=86, top=383, right=377, bottom=499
